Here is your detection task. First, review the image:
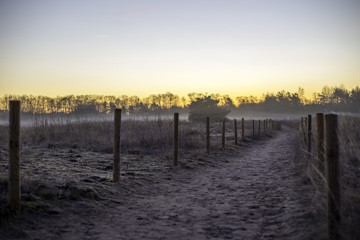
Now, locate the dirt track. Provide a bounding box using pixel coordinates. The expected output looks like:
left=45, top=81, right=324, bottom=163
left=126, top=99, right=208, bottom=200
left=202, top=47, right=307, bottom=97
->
left=1, top=126, right=322, bottom=239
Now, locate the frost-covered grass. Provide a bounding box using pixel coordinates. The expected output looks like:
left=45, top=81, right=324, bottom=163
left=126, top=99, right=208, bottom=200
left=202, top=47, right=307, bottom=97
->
left=338, top=116, right=360, bottom=239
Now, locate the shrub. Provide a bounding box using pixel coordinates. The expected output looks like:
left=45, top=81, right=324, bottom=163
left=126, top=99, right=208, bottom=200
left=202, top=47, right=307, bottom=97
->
left=188, top=96, right=230, bottom=121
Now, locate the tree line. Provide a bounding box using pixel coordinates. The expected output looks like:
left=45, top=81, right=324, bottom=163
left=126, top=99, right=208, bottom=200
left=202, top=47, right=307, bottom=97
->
left=0, top=85, right=359, bottom=115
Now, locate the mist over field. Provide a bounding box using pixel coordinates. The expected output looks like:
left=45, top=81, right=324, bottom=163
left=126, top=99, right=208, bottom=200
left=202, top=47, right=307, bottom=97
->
left=1, top=85, right=359, bottom=126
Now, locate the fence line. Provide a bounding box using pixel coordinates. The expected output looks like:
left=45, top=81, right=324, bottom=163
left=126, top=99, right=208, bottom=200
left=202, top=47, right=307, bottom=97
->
left=6, top=100, right=283, bottom=213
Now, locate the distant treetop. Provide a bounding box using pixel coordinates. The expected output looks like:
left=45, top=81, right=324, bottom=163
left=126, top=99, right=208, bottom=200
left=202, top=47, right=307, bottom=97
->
left=0, top=85, right=359, bottom=114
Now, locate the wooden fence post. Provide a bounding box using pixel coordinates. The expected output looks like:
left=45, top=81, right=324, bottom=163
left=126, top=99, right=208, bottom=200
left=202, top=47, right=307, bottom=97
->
left=222, top=119, right=225, bottom=149
left=234, top=119, right=238, bottom=145
left=301, top=117, right=306, bottom=143
left=308, top=114, right=312, bottom=153
left=264, top=119, right=266, bottom=134
left=316, top=113, right=325, bottom=174
left=241, top=118, right=245, bottom=141
left=325, top=114, right=341, bottom=240
left=258, top=120, right=261, bottom=134
left=301, top=117, right=304, bottom=128
left=266, top=119, right=268, bottom=132
left=252, top=120, right=255, bottom=137
left=113, top=109, right=121, bottom=182
left=206, top=117, right=210, bottom=154
left=9, top=100, right=21, bottom=213
left=174, top=113, right=179, bottom=166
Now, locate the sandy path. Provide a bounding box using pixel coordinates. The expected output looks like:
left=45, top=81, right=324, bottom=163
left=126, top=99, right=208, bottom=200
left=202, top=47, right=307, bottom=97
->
left=3, top=126, right=316, bottom=239
left=65, top=126, right=311, bottom=240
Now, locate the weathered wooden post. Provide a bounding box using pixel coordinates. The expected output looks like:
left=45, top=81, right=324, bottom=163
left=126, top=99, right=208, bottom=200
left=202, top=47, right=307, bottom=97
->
left=263, top=119, right=266, bottom=133
left=9, top=100, right=21, bottom=213
left=113, top=108, right=121, bottom=182
left=222, top=119, right=225, bottom=149
left=308, top=114, right=312, bottom=153
left=252, top=120, right=255, bottom=137
left=300, top=117, right=304, bottom=134
left=241, top=118, right=245, bottom=141
left=325, top=114, right=340, bottom=240
left=300, top=117, right=306, bottom=143
left=174, top=113, right=179, bottom=166
left=206, top=117, right=210, bottom=154
left=258, top=119, right=261, bottom=134
left=316, top=113, right=325, bottom=173
left=234, top=119, right=238, bottom=145
left=266, top=119, right=268, bottom=132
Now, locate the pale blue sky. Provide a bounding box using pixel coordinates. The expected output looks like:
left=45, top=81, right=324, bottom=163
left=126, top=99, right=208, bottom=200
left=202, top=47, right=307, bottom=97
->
left=0, top=0, right=359, bottom=97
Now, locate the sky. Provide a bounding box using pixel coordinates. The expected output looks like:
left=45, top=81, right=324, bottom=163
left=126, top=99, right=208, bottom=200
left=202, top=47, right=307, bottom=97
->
left=0, top=0, right=359, bottom=98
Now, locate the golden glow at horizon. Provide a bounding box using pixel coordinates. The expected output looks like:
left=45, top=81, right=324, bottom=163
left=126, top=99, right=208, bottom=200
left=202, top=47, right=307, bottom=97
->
left=0, top=1, right=359, bottom=99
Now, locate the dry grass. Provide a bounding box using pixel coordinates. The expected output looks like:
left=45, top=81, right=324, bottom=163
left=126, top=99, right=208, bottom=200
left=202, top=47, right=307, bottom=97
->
left=338, top=115, right=360, bottom=239
left=0, top=115, right=263, bottom=155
